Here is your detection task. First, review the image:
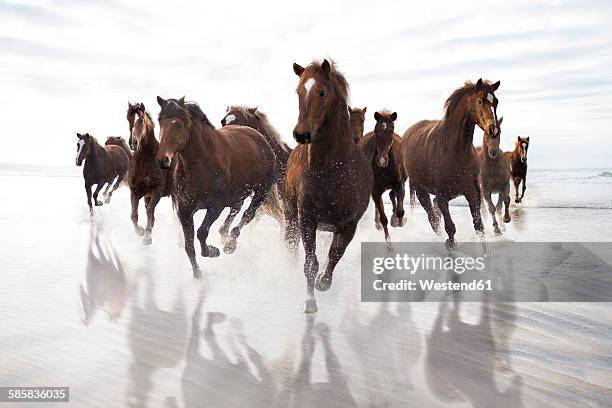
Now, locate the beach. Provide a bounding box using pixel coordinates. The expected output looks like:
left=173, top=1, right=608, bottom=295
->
left=0, top=165, right=611, bottom=407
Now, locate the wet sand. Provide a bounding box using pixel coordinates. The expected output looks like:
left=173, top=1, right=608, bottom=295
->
left=0, top=173, right=611, bottom=407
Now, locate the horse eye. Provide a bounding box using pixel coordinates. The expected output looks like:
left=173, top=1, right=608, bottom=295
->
left=319, top=90, right=325, bottom=97
left=478, top=99, right=482, bottom=105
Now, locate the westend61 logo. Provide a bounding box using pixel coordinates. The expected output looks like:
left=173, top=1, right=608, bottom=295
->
left=361, top=242, right=612, bottom=302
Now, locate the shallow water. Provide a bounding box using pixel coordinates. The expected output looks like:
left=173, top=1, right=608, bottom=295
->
left=0, top=169, right=611, bottom=408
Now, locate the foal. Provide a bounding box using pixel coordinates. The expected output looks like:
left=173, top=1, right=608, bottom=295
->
left=476, top=117, right=511, bottom=235
left=359, top=110, right=407, bottom=241
left=285, top=60, right=372, bottom=313
left=505, top=136, right=530, bottom=203
left=127, top=103, right=174, bottom=245
left=350, top=106, right=367, bottom=143
left=76, top=133, right=129, bottom=215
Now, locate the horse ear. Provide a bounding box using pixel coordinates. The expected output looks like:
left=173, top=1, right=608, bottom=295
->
left=374, top=111, right=381, bottom=121
left=139, top=103, right=145, bottom=111
left=321, top=59, right=331, bottom=75
left=390, top=112, right=398, bottom=121
left=76, top=132, right=82, bottom=138
left=157, top=96, right=167, bottom=107
left=293, top=63, right=305, bottom=77
left=476, top=78, right=483, bottom=88
left=178, top=96, right=185, bottom=106
left=517, top=136, right=521, bottom=142
left=248, top=107, right=258, bottom=114
left=491, top=80, right=500, bottom=91
left=363, top=107, right=367, bottom=114
left=526, top=136, right=529, bottom=141
left=498, top=116, right=504, bottom=125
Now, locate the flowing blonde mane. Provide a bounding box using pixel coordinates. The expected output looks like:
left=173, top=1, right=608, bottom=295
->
left=228, top=105, right=290, bottom=151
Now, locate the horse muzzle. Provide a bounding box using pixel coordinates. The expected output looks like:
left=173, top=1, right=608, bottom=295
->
left=488, top=148, right=499, bottom=159
left=76, top=158, right=83, bottom=167
left=158, top=156, right=171, bottom=169
left=293, top=130, right=312, bottom=144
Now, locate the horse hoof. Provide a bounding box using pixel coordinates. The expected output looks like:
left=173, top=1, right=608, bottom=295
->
left=223, top=239, right=237, bottom=254
left=95, top=201, right=103, bottom=206
left=203, top=245, right=220, bottom=258
left=143, top=235, right=152, bottom=246
left=135, top=227, right=145, bottom=236
left=503, top=215, right=511, bottom=223
left=390, top=215, right=399, bottom=227
left=375, top=221, right=383, bottom=231
left=315, top=272, right=332, bottom=292
left=494, top=228, right=502, bottom=236
left=445, top=239, right=457, bottom=251
left=515, top=198, right=521, bottom=204
left=399, top=217, right=407, bottom=227
left=303, top=297, right=318, bottom=313
left=193, top=268, right=202, bottom=279
left=104, top=197, right=111, bottom=204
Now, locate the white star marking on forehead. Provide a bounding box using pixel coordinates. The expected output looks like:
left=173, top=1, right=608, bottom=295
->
left=487, top=93, right=494, bottom=104
left=304, top=78, right=316, bottom=97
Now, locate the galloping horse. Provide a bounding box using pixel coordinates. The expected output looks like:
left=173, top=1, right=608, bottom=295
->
left=105, top=136, right=132, bottom=159
left=349, top=106, right=367, bottom=143
left=285, top=60, right=372, bottom=313
left=359, top=110, right=407, bottom=241
left=505, top=136, right=530, bottom=203
left=76, top=132, right=129, bottom=215
left=155, top=97, right=277, bottom=277
left=126, top=103, right=175, bottom=245
left=401, top=79, right=501, bottom=249
left=476, top=117, right=511, bottom=235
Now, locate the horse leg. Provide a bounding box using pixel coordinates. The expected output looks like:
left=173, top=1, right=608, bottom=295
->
left=520, top=175, right=527, bottom=201
left=105, top=173, right=124, bottom=203
left=435, top=196, right=457, bottom=250
left=415, top=188, right=441, bottom=234
left=85, top=182, right=93, bottom=216
left=394, top=182, right=407, bottom=227
left=177, top=205, right=201, bottom=278
left=197, top=206, right=223, bottom=258
left=390, top=190, right=399, bottom=227
left=374, top=205, right=382, bottom=230
left=484, top=190, right=501, bottom=235
left=224, top=189, right=267, bottom=254
left=261, top=186, right=285, bottom=230
left=102, top=180, right=113, bottom=203
left=514, top=177, right=521, bottom=203
left=301, top=215, right=319, bottom=313
left=372, top=192, right=390, bottom=242
left=130, top=190, right=145, bottom=236
left=465, top=183, right=486, bottom=246
left=92, top=183, right=104, bottom=206
left=502, top=184, right=511, bottom=223
left=495, top=193, right=504, bottom=213
left=218, top=201, right=243, bottom=245
left=315, top=221, right=358, bottom=292
left=143, top=192, right=161, bottom=246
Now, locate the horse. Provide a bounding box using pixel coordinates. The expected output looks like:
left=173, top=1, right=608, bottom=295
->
left=219, top=106, right=289, bottom=238
left=105, top=136, right=132, bottom=159
left=476, top=116, right=511, bottom=235
left=76, top=132, right=129, bottom=215
left=285, top=59, right=373, bottom=313
left=126, top=103, right=175, bottom=245
left=505, top=136, right=530, bottom=203
left=359, top=110, right=407, bottom=241
left=401, top=79, right=501, bottom=250
left=155, top=97, right=277, bottom=278
left=349, top=106, right=367, bottom=143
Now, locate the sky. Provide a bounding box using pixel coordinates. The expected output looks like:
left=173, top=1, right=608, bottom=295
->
left=1, top=0, right=611, bottom=169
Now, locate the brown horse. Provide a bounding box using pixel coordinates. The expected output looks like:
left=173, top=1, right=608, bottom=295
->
left=219, top=106, right=289, bottom=239
left=349, top=106, right=367, bottom=143
left=76, top=132, right=129, bottom=215
left=401, top=79, right=501, bottom=250
left=359, top=110, right=407, bottom=241
left=286, top=60, right=372, bottom=313
left=505, top=136, right=530, bottom=203
left=126, top=103, right=175, bottom=245
left=476, top=117, right=511, bottom=235
left=105, top=136, right=132, bottom=159
left=155, top=97, right=277, bottom=277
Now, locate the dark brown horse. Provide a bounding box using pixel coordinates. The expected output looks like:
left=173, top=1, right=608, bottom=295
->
left=105, top=136, right=132, bottom=159
left=476, top=117, right=511, bottom=235
left=401, top=79, right=501, bottom=249
left=126, top=103, right=175, bottom=245
left=155, top=97, right=277, bottom=277
left=359, top=110, right=407, bottom=241
left=349, top=106, right=367, bottom=143
left=285, top=60, right=372, bottom=313
left=76, top=132, right=129, bottom=215
left=505, top=136, right=530, bottom=203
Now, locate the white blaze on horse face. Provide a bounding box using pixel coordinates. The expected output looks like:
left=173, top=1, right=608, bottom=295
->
left=225, top=114, right=236, bottom=125
left=76, top=139, right=85, bottom=163
left=382, top=122, right=387, bottom=130
left=304, top=77, right=316, bottom=98
left=487, top=93, right=494, bottom=104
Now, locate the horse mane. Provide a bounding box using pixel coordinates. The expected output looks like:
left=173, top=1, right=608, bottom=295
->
left=376, top=109, right=395, bottom=119
left=159, top=99, right=214, bottom=129
left=142, top=111, right=155, bottom=129
left=229, top=105, right=287, bottom=148
left=299, top=60, right=349, bottom=106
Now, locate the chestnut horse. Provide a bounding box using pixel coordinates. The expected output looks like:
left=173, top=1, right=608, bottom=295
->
left=349, top=106, right=367, bottom=143
left=286, top=60, right=372, bottom=313
left=505, top=136, right=530, bottom=203
left=401, top=79, right=501, bottom=250
left=126, top=103, right=175, bottom=245
left=359, top=110, right=407, bottom=241
left=156, top=97, right=277, bottom=277
left=76, top=132, right=129, bottom=215
left=105, top=136, right=132, bottom=159
left=476, top=117, right=511, bottom=235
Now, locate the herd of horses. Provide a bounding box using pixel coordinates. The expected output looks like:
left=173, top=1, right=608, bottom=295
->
left=75, top=59, right=530, bottom=312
